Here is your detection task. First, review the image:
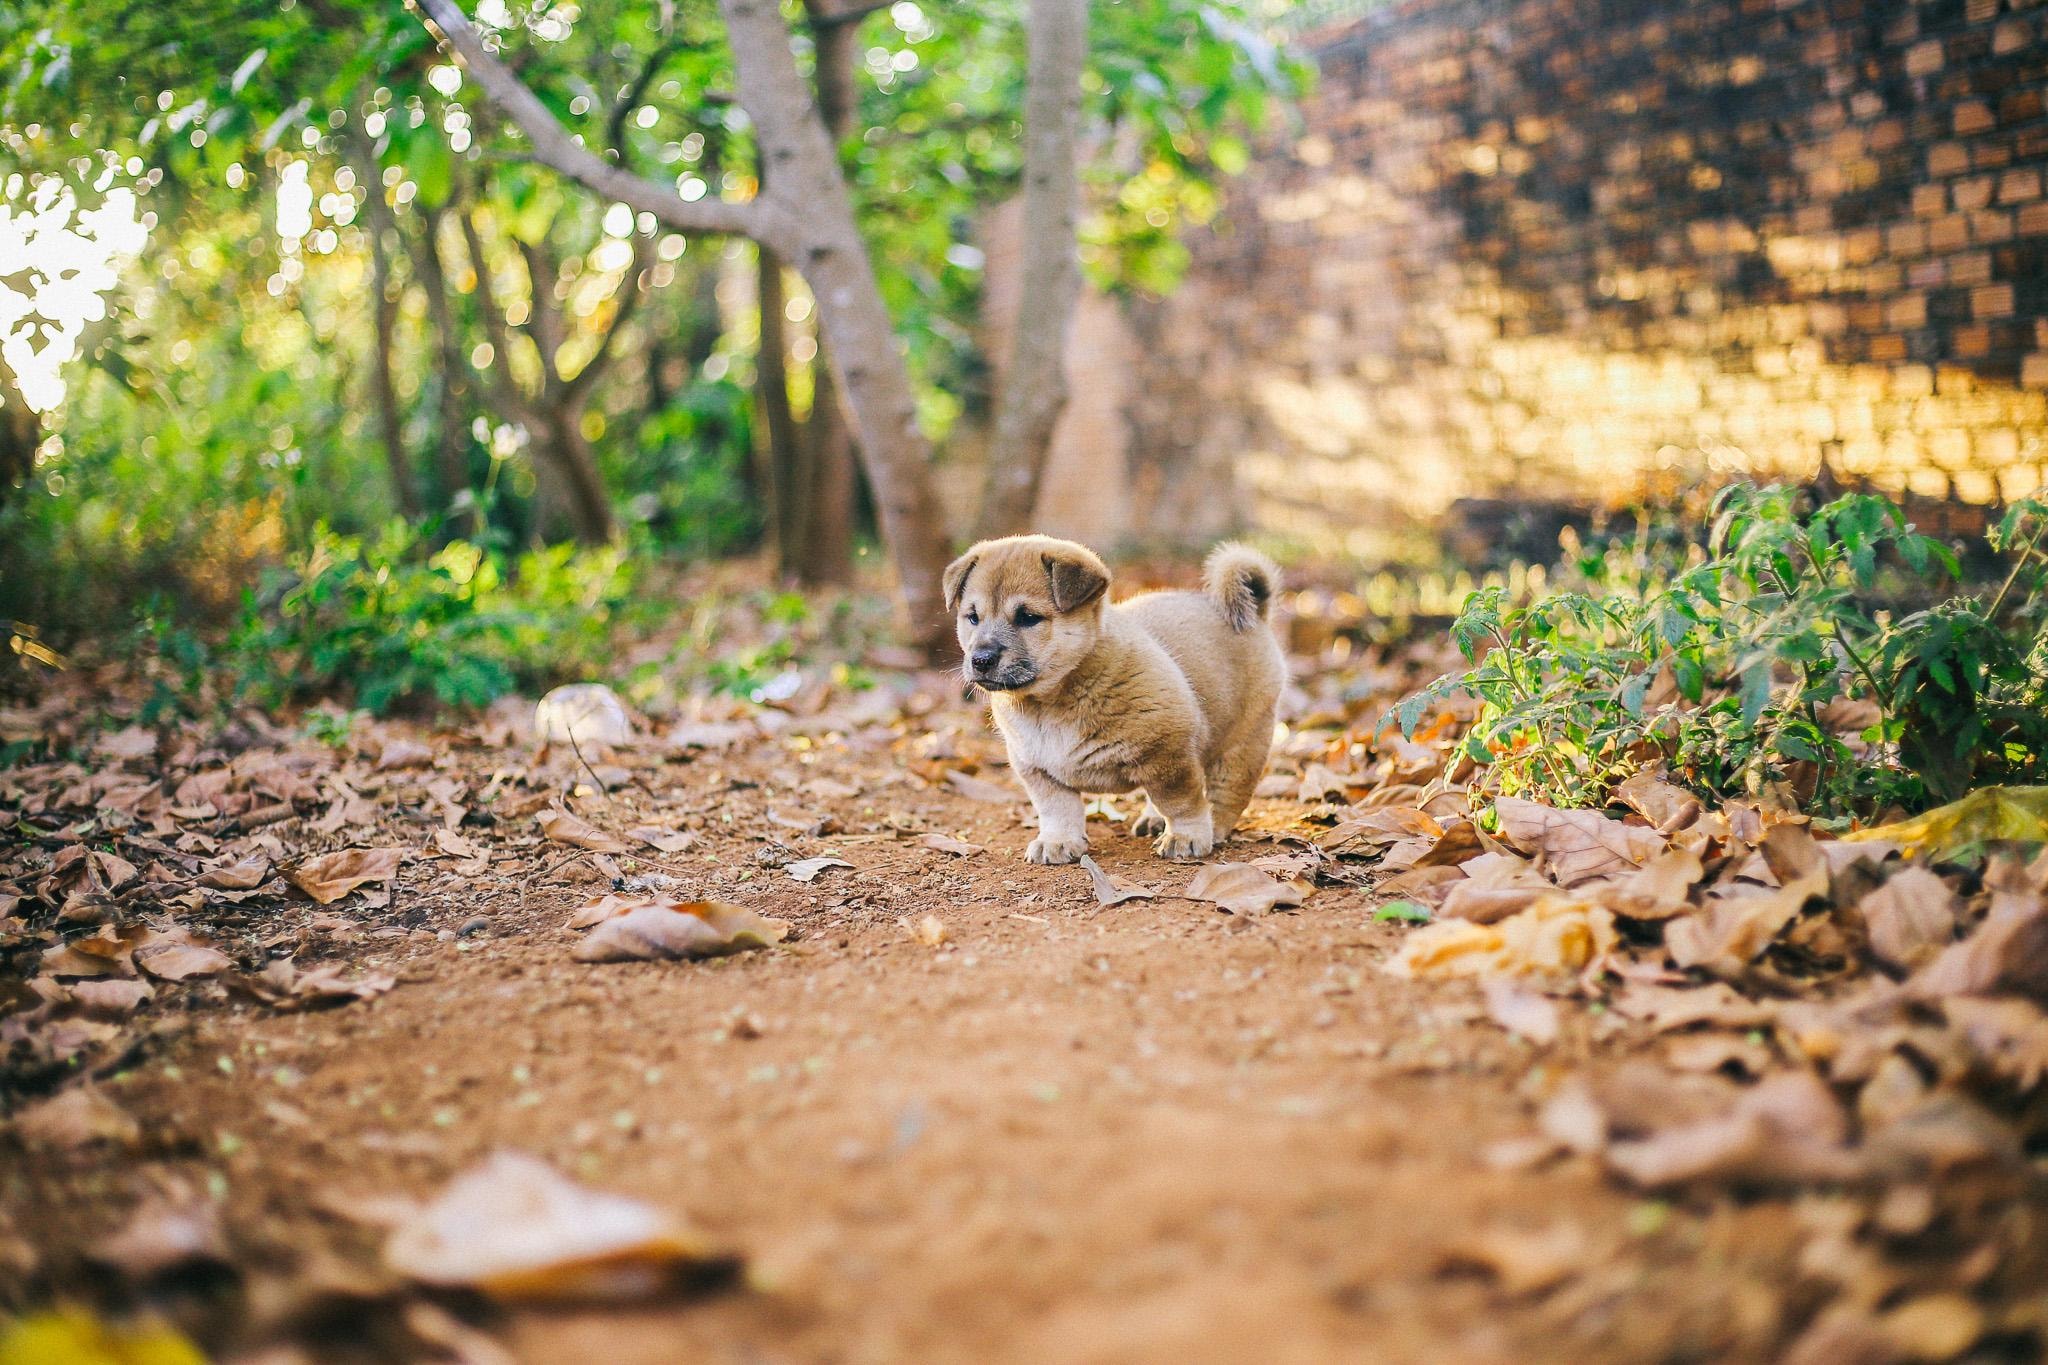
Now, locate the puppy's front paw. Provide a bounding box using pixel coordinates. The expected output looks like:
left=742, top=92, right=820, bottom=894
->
left=1131, top=809, right=1166, bottom=839
left=1027, top=837, right=1088, bottom=865
left=1154, top=829, right=1213, bottom=860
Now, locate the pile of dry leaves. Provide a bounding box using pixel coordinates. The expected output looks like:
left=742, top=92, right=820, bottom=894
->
left=1253, top=649, right=2048, bottom=1357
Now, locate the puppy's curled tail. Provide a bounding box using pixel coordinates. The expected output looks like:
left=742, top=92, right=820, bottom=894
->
left=1204, top=543, right=1281, bottom=633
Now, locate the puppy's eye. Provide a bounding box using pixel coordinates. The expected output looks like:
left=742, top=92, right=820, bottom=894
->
left=1013, top=606, right=1043, bottom=628
left=965, top=607, right=980, bottom=625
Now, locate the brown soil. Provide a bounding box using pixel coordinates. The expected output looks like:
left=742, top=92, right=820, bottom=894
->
left=4, top=692, right=1846, bottom=1364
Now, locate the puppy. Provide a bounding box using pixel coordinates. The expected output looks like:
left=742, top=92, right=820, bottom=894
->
left=943, top=535, right=1285, bottom=864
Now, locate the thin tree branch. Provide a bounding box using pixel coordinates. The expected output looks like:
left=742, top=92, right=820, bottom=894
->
left=563, top=234, right=657, bottom=408
left=411, top=0, right=768, bottom=241
left=456, top=207, right=535, bottom=415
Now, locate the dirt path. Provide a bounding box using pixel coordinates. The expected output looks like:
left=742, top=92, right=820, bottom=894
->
left=4, top=686, right=1844, bottom=1364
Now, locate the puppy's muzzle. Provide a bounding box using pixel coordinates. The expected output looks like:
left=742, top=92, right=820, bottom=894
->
left=966, top=643, right=1036, bottom=692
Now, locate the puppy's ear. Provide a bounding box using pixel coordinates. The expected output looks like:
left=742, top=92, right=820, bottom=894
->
left=1041, top=548, right=1109, bottom=614
left=941, top=551, right=979, bottom=613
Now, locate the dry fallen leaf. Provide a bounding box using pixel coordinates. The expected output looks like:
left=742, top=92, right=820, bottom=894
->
left=91, top=1191, right=228, bottom=1280
left=197, top=852, right=271, bottom=890
left=134, top=941, right=233, bottom=982
left=1437, top=1222, right=1588, bottom=1296
left=919, top=833, right=984, bottom=857
left=536, top=809, right=631, bottom=855
left=1482, top=979, right=1561, bottom=1044
left=290, top=847, right=403, bottom=905
left=785, top=856, right=853, bottom=883
left=1614, top=770, right=1703, bottom=834
left=626, top=826, right=700, bottom=855
left=240, top=958, right=397, bottom=1010
left=12, top=1085, right=141, bottom=1153
left=1081, top=856, right=1156, bottom=906
left=913, top=914, right=949, bottom=947
left=1664, top=865, right=1829, bottom=978
left=66, top=979, right=154, bottom=1017
left=93, top=726, right=159, bottom=762
left=1437, top=853, right=1553, bottom=924
left=1183, top=863, right=1306, bottom=915
left=1906, top=891, right=2048, bottom=1001
left=385, top=1150, right=722, bottom=1300
left=1492, top=797, right=1667, bottom=887
left=1385, top=896, right=1616, bottom=979
left=375, top=738, right=435, bottom=771
left=1609, top=980, right=1776, bottom=1033
left=944, top=769, right=1019, bottom=803
left=1587, top=846, right=1704, bottom=920
left=571, top=900, right=788, bottom=964
left=1604, top=1071, right=1861, bottom=1189
left=1860, top=866, right=1961, bottom=971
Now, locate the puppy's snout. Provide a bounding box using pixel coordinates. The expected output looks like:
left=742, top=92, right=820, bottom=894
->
left=969, top=643, right=1004, bottom=674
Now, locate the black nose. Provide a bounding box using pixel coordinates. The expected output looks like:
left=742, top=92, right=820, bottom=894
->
left=970, top=644, right=1003, bottom=672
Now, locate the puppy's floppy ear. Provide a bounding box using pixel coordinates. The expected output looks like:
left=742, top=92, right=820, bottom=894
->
left=941, top=551, right=979, bottom=613
left=1041, top=547, right=1109, bottom=614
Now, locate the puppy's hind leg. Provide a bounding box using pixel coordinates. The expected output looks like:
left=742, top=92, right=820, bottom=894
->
left=1018, top=765, right=1089, bottom=865
left=1143, top=753, right=1213, bottom=861
left=1206, top=714, right=1277, bottom=844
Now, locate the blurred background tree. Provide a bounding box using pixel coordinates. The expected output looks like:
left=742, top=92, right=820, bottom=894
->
left=0, top=0, right=1302, bottom=663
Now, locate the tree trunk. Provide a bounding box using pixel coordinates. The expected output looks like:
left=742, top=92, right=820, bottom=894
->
left=358, top=173, right=424, bottom=521
left=0, top=353, right=38, bottom=514
left=410, top=205, right=477, bottom=528
left=720, top=0, right=950, bottom=643
left=795, top=0, right=861, bottom=586
left=976, top=0, right=1088, bottom=537
left=534, top=408, right=617, bottom=545
left=416, top=0, right=954, bottom=651
left=755, top=249, right=806, bottom=573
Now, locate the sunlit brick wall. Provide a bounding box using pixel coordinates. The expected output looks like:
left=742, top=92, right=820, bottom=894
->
left=1127, top=0, right=2048, bottom=555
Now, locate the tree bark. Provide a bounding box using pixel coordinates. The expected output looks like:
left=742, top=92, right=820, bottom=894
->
left=0, top=352, right=38, bottom=513
left=353, top=144, right=424, bottom=520
left=410, top=204, right=477, bottom=527
left=415, top=0, right=953, bottom=652
left=452, top=200, right=626, bottom=544
left=755, top=249, right=806, bottom=572
left=976, top=0, right=1088, bottom=537
left=795, top=0, right=861, bottom=586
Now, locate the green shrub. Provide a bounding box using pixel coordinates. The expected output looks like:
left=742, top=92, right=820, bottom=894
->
left=1397, top=485, right=2048, bottom=819
left=218, top=521, right=637, bottom=715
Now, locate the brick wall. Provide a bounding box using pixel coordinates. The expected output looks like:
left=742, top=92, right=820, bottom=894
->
left=1119, top=0, right=2048, bottom=556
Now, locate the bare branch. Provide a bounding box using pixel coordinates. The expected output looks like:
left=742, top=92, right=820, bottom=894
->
left=411, top=0, right=766, bottom=241
left=456, top=207, right=534, bottom=416
left=564, top=234, right=658, bottom=407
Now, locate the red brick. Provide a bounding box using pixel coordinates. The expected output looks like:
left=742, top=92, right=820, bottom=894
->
left=1954, top=101, right=1995, bottom=136
left=1953, top=175, right=1995, bottom=210
left=2000, top=169, right=2042, bottom=204
left=1927, top=142, right=1969, bottom=176
left=1973, top=284, right=2016, bottom=319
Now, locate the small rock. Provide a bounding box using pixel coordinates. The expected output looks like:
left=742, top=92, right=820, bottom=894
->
left=534, top=684, right=632, bottom=748
left=458, top=916, right=490, bottom=938
left=436, top=929, right=456, bottom=942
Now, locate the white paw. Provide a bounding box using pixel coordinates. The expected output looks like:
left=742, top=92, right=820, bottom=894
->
left=1027, top=837, right=1088, bottom=865
left=1154, top=829, right=1213, bottom=861
left=1132, top=810, right=1166, bottom=838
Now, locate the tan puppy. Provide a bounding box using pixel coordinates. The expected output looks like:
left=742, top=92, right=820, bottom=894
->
left=942, top=535, right=1285, bottom=864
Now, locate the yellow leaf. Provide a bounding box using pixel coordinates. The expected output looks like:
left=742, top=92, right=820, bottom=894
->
left=1844, top=786, right=2048, bottom=857
left=0, top=1310, right=205, bottom=1365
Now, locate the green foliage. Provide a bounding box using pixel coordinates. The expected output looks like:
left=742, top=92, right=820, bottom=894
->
left=223, top=522, right=637, bottom=715
left=1373, top=901, right=1431, bottom=924
left=1397, top=486, right=2048, bottom=818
